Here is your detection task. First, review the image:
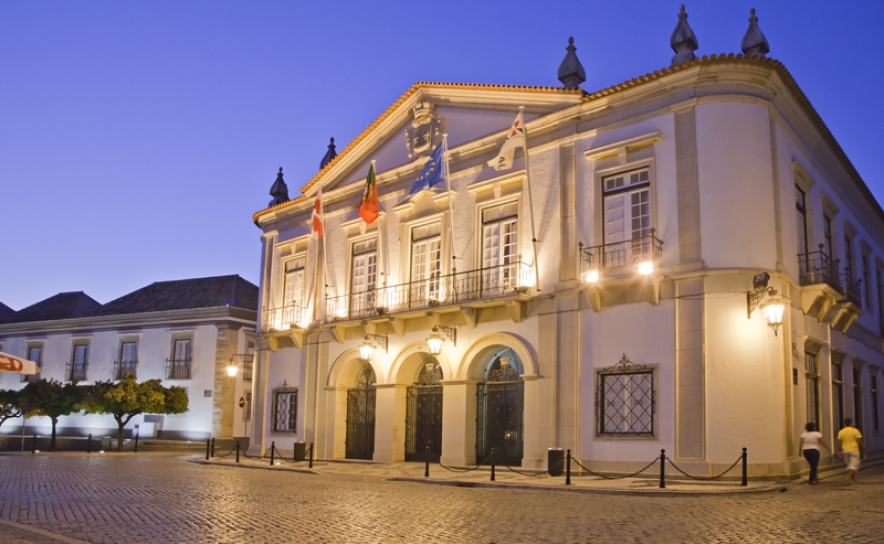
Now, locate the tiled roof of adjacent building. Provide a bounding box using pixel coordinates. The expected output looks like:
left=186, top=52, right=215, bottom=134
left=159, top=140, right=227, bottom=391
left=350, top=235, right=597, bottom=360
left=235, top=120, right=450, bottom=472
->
left=2, top=292, right=102, bottom=324
left=0, top=302, right=16, bottom=321
left=91, top=275, right=258, bottom=316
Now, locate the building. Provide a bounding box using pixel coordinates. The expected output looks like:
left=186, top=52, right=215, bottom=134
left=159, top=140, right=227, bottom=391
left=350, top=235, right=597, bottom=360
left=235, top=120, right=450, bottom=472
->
left=249, top=10, right=883, bottom=478
left=0, top=275, right=258, bottom=443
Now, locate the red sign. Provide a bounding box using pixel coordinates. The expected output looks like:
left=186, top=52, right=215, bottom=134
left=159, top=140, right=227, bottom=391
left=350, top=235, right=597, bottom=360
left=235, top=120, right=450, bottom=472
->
left=0, top=354, right=24, bottom=372
left=238, top=396, right=246, bottom=408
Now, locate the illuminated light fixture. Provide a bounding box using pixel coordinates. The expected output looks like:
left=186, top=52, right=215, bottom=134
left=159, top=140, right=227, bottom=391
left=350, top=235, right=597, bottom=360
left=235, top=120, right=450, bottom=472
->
left=747, top=272, right=785, bottom=335
left=227, top=363, right=238, bottom=378
left=426, top=325, right=456, bottom=355
left=359, top=334, right=388, bottom=361
left=585, top=270, right=599, bottom=283
left=637, top=261, right=654, bottom=275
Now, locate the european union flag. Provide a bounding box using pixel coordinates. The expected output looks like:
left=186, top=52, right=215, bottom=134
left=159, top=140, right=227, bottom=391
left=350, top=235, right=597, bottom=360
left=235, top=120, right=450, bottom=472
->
left=408, top=142, right=445, bottom=195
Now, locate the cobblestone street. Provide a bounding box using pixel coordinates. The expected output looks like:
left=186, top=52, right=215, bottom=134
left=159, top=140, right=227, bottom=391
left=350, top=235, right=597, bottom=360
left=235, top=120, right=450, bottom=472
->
left=2, top=454, right=884, bottom=543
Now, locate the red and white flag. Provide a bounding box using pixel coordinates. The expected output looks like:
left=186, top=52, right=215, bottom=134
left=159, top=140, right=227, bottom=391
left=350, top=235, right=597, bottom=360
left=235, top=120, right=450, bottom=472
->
left=312, top=183, right=323, bottom=238
left=488, top=110, right=527, bottom=171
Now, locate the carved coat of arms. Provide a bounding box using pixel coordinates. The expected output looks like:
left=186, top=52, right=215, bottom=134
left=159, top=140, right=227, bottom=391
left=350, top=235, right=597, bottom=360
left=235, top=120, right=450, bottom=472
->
left=405, top=101, right=445, bottom=159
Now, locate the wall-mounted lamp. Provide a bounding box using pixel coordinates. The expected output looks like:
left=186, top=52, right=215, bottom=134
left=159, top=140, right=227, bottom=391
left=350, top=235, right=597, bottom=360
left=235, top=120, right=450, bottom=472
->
left=359, top=334, right=388, bottom=361
left=227, top=353, right=254, bottom=378
left=426, top=325, right=457, bottom=355
left=747, top=272, right=785, bottom=335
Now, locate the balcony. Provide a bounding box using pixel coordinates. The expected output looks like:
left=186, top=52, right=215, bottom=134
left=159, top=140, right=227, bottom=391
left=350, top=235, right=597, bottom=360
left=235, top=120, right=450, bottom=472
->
left=798, top=247, right=840, bottom=291
left=578, top=233, right=664, bottom=311
left=113, top=360, right=138, bottom=381
left=165, top=358, right=192, bottom=380
left=840, top=274, right=862, bottom=307
left=65, top=362, right=88, bottom=382
left=796, top=245, right=861, bottom=332
left=325, top=260, right=533, bottom=323
left=263, top=304, right=309, bottom=333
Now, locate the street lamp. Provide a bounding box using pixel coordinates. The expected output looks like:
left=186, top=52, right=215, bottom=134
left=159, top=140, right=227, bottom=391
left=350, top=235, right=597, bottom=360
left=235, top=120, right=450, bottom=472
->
left=747, top=272, right=786, bottom=335
left=359, top=334, right=388, bottom=361
left=425, top=325, right=456, bottom=355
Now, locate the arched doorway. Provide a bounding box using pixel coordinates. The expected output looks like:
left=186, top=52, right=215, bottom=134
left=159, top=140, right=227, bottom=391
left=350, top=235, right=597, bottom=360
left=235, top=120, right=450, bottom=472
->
left=346, top=362, right=376, bottom=460
left=476, top=350, right=524, bottom=465
left=405, top=359, right=443, bottom=462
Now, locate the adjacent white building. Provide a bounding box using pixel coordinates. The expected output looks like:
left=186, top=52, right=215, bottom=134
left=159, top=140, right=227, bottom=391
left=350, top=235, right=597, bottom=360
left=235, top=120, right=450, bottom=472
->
left=0, top=275, right=257, bottom=443
left=249, top=22, right=884, bottom=478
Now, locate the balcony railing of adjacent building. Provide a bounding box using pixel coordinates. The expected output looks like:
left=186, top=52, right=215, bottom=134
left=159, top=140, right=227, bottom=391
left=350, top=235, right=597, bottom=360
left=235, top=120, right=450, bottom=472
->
left=840, top=274, right=862, bottom=307
left=65, top=362, right=88, bottom=382
left=242, top=356, right=254, bottom=381
left=798, top=246, right=841, bottom=291
left=113, top=360, right=138, bottom=381
left=325, top=260, right=534, bottom=323
left=165, top=358, right=192, bottom=380
left=579, top=231, right=663, bottom=282
left=263, top=304, right=309, bottom=333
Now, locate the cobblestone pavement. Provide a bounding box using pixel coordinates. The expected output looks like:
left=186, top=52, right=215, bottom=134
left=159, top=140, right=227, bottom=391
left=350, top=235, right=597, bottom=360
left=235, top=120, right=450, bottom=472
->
left=2, top=454, right=884, bottom=543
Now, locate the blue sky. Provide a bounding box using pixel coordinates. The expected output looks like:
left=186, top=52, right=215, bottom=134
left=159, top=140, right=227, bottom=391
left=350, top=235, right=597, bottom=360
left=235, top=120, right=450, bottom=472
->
left=1, top=1, right=882, bottom=310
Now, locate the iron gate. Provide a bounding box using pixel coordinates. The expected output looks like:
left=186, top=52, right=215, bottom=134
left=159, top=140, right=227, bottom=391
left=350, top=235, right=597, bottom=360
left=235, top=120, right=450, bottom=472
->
left=346, top=366, right=376, bottom=460
left=405, top=362, right=443, bottom=462
left=476, top=360, right=524, bottom=465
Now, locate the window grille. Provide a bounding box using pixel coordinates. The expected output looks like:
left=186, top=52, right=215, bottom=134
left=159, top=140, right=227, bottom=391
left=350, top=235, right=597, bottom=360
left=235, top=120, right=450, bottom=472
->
left=805, top=350, right=821, bottom=429
left=853, top=368, right=864, bottom=433
left=596, top=354, right=654, bottom=436
left=22, top=346, right=42, bottom=383
left=272, top=384, right=298, bottom=433
left=795, top=186, right=808, bottom=256
left=832, top=357, right=845, bottom=429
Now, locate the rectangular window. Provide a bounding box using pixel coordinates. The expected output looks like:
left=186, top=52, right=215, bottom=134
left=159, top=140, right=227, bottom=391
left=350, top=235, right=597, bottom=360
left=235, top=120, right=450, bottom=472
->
left=795, top=187, right=808, bottom=256
left=602, top=168, right=653, bottom=275
left=350, top=239, right=378, bottom=317
left=823, top=215, right=834, bottom=258
left=482, top=202, right=519, bottom=295
left=805, top=351, right=821, bottom=429
left=272, top=388, right=298, bottom=433
left=872, top=376, right=879, bottom=432
left=863, top=252, right=873, bottom=309
left=853, top=368, right=864, bottom=434
left=597, top=369, right=654, bottom=436
left=833, top=357, right=845, bottom=430
left=70, top=344, right=88, bottom=381
left=844, top=235, right=854, bottom=280
left=22, top=346, right=43, bottom=383
left=244, top=392, right=252, bottom=422
left=411, top=222, right=442, bottom=304
left=168, top=339, right=192, bottom=379
left=115, top=341, right=138, bottom=380
left=283, top=257, right=306, bottom=308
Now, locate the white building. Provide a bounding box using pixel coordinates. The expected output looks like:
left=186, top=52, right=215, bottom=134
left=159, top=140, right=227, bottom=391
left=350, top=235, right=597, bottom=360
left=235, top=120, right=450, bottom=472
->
left=0, top=275, right=257, bottom=443
left=249, top=17, right=884, bottom=478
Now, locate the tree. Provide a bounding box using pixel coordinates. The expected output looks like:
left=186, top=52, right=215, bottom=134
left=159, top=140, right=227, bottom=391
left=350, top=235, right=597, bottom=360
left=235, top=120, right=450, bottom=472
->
left=20, top=379, right=86, bottom=451
left=82, top=375, right=189, bottom=452
left=0, top=388, right=23, bottom=430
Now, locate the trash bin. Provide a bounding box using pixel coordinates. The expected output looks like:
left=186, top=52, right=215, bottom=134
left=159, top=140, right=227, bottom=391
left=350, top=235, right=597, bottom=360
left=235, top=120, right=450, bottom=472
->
left=101, top=436, right=111, bottom=451
left=548, top=448, right=564, bottom=476
left=293, top=441, right=306, bottom=461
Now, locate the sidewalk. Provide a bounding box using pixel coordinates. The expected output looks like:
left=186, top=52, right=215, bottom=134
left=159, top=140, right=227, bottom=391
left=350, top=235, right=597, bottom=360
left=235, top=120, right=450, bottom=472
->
left=191, top=455, right=791, bottom=496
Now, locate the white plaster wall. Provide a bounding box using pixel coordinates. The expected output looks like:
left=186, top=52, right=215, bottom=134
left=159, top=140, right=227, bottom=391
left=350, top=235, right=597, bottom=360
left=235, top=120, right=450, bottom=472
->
left=262, top=342, right=307, bottom=450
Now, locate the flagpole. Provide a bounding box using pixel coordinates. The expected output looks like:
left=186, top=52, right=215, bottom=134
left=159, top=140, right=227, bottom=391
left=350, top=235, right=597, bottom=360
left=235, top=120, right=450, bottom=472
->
left=520, top=106, right=541, bottom=292
left=318, top=181, right=329, bottom=320
left=442, top=134, right=456, bottom=275
left=370, top=160, right=387, bottom=293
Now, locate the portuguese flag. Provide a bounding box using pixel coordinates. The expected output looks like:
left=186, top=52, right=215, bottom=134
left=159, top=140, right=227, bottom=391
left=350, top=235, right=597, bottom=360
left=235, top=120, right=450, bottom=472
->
left=359, top=163, right=380, bottom=224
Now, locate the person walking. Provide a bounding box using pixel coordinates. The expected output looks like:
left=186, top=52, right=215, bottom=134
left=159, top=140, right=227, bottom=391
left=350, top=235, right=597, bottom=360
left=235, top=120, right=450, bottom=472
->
left=836, top=417, right=865, bottom=484
left=798, top=422, right=829, bottom=485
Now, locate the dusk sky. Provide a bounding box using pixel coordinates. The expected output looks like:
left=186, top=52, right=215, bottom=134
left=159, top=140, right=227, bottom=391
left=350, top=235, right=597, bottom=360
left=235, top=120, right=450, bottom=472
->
left=2, top=1, right=882, bottom=311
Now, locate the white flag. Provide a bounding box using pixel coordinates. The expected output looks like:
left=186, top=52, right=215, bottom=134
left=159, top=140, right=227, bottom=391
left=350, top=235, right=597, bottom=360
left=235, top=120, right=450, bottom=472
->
left=487, top=111, right=527, bottom=171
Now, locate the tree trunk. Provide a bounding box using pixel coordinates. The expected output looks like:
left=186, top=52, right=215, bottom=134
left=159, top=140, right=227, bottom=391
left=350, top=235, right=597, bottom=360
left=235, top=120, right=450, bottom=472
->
left=50, top=417, right=58, bottom=451
left=117, top=418, right=126, bottom=452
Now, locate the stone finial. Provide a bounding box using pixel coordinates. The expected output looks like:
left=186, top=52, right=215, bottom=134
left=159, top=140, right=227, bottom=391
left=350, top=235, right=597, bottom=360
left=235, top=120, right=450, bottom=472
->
left=741, top=8, right=770, bottom=56
left=269, top=167, right=289, bottom=206
left=320, top=137, right=337, bottom=170
left=557, top=37, right=586, bottom=89
left=670, top=4, right=699, bottom=66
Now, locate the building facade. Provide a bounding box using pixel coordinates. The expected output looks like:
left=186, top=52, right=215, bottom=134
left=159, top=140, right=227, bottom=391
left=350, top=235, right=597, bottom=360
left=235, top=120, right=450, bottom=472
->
left=249, top=43, right=884, bottom=477
left=0, top=275, right=257, bottom=442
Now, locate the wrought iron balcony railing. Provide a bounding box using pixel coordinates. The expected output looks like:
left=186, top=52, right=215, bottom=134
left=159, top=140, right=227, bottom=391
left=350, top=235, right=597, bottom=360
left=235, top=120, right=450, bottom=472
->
left=113, top=360, right=138, bottom=381
left=263, top=304, right=309, bottom=332
left=325, top=260, right=533, bottom=323
left=242, top=356, right=254, bottom=381
left=798, top=245, right=841, bottom=291
left=579, top=231, right=663, bottom=282
left=65, top=361, right=88, bottom=382
left=165, top=358, right=192, bottom=380
left=840, top=274, right=862, bottom=307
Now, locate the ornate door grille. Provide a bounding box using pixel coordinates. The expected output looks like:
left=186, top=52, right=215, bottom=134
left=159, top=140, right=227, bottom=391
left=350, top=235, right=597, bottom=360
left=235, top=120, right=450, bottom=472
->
left=346, top=366, right=376, bottom=460
left=405, top=362, right=443, bottom=462
left=476, top=361, right=524, bottom=465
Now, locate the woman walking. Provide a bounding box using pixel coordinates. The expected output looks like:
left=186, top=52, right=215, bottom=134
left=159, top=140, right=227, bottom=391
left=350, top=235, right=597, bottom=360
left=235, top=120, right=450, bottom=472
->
left=798, top=422, right=829, bottom=485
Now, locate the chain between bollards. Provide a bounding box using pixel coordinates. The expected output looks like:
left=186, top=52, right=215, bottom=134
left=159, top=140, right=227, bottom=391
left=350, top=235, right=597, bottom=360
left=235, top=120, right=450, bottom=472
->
left=566, top=449, right=571, bottom=486
left=309, top=442, right=314, bottom=469
left=211, top=437, right=216, bottom=458
left=741, top=447, right=748, bottom=486
left=490, top=448, right=496, bottom=482
left=424, top=446, right=430, bottom=478
left=270, top=441, right=276, bottom=466
left=659, top=449, right=666, bottom=489
left=235, top=440, right=240, bottom=463
left=87, top=434, right=92, bottom=455
left=205, top=438, right=210, bottom=460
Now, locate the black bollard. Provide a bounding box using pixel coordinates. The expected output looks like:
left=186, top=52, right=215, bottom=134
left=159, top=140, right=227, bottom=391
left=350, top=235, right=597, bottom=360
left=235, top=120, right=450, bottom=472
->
left=659, top=449, right=666, bottom=489
left=235, top=440, right=240, bottom=463
left=87, top=434, right=92, bottom=455
left=741, top=447, right=748, bottom=487
left=134, top=433, right=139, bottom=453
left=211, top=437, right=216, bottom=457
left=424, top=446, right=430, bottom=478
left=566, top=449, right=571, bottom=486
left=491, top=448, right=496, bottom=482
left=309, top=442, right=314, bottom=469
left=270, top=441, right=276, bottom=466
left=206, top=438, right=210, bottom=460
left=31, top=434, right=37, bottom=455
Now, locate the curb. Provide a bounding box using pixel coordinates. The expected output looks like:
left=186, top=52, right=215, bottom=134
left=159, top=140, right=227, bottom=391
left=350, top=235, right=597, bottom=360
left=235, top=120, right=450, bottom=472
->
left=190, top=458, right=318, bottom=475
